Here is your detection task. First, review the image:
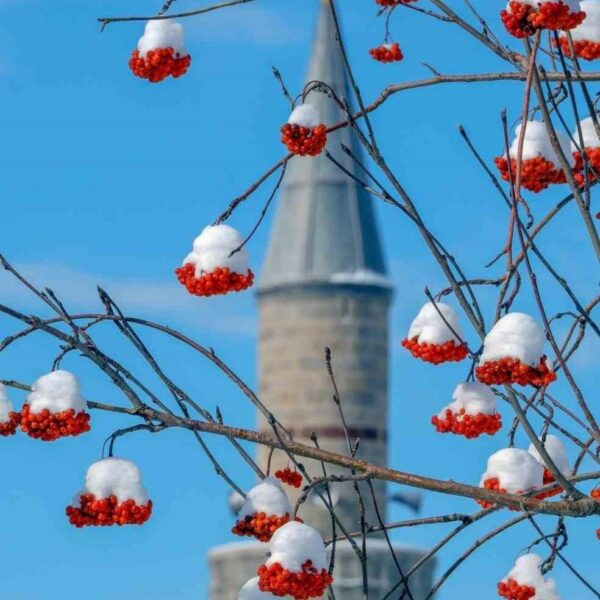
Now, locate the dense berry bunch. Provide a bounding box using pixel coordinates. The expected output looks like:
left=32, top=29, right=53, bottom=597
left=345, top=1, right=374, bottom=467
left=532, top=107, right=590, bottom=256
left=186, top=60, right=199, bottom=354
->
left=573, top=147, right=600, bottom=185
left=432, top=408, right=502, bottom=439
left=0, top=411, right=20, bottom=436
left=280, top=124, right=327, bottom=156
left=497, top=578, right=536, bottom=600
left=176, top=263, right=254, bottom=297
left=129, top=48, right=191, bottom=83
left=476, top=356, right=556, bottom=387
left=66, top=493, right=153, bottom=527
left=20, top=404, right=90, bottom=441
left=477, top=477, right=522, bottom=510
left=232, top=512, right=296, bottom=542
left=494, top=156, right=567, bottom=192
left=257, top=560, right=333, bottom=599
left=556, top=35, right=600, bottom=59
left=369, top=43, right=403, bottom=62
left=401, top=337, right=468, bottom=364
left=501, top=1, right=586, bottom=38
left=275, top=467, right=303, bottom=488
left=534, top=468, right=563, bottom=500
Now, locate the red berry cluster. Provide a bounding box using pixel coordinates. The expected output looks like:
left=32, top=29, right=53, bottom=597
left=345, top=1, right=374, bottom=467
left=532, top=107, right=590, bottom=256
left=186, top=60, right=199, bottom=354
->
left=497, top=578, right=536, bottom=600
left=275, top=467, right=303, bottom=488
left=501, top=1, right=586, bottom=38
left=129, top=47, right=191, bottom=83
left=494, top=156, right=567, bottom=193
left=401, top=337, right=468, bottom=365
left=20, top=404, right=90, bottom=442
left=476, top=356, right=556, bottom=387
left=66, top=493, right=153, bottom=527
left=431, top=408, right=502, bottom=439
left=175, top=264, right=254, bottom=297
left=376, top=0, right=418, bottom=6
left=535, top=468, right=563, bottom=500
left=0, top=412, right=21, bottom=436
left=573, top=148, right=600, bottom=186
left=477, top=477, right=523, bottom=511
left=280, top=124, right=327, bottom=156
left=555, top=36, right=600, bottom=61
left=592, top=488, right=600, bottom=500
left=257, top=560, right=334, bottom=600
left=232, top=511, right=298, bottom=542
left=370, top=43, right=403, bottom=63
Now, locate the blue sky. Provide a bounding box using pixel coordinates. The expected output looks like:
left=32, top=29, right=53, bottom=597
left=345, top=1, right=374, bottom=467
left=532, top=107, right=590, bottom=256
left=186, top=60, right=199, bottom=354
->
left=1, top=0, right=599, bottom=598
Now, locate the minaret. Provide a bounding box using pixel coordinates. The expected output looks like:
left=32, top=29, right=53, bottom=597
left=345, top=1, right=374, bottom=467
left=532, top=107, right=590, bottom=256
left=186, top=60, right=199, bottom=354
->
left=208, top=2, right=435, bottom=597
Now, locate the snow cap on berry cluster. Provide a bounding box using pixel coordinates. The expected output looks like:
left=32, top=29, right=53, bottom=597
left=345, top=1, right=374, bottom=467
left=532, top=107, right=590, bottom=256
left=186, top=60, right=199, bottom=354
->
left=287, top=104, right=321, bottom=128
left=73, top=457, right=150, bottom=505
left=0, top=383, right=14, bottom=423
left=239, top=577, right=289, bottom=599
left=480, top=448, right=544, bottom=493
left=571, top=115, right=600, bottom=151
left=506, top=121, right=575, bottom=168
left=502, top=554, right=560, bottom=600
left=479, top=313, right=549, bottom=367
left=406, top=302, right=463, bottom=344
left=27, top=370, right=87, bottom=415
left=266, top=521, right=327, bottom=572
left=183, top=224, right=249, bottom=277
left=137, top=19, right=187, bottom=58
left=506, top=0, right=580, bottom=11
left=437, top=382, right=497, bottom=419
left=238, top=476, right=293, bottom=520
left=528, top=435, right=571, bottom=476
left=571, top=1, right=600, bottom=42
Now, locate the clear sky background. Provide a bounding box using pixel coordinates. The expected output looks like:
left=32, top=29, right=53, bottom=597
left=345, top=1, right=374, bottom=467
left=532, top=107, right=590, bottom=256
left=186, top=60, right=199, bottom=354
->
left=1, top=0, right=599, bottom=598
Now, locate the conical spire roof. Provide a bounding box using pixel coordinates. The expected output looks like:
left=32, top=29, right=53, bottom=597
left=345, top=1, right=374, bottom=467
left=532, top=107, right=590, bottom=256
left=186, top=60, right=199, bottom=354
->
left=258, top=0, right=390, bottom=294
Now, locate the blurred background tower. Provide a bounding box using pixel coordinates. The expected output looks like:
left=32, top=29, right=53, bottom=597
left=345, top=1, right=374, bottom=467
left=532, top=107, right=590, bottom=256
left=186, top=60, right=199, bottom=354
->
left=209, top=1, right=435, bottom=597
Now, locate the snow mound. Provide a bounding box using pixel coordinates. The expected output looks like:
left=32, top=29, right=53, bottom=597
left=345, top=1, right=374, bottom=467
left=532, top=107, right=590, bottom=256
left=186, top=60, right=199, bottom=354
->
left=74, top=457, right=149, bottom=505
left=183, top=224, right=249, bottom=276
left=267, top=521, right=327, bottom=572
left=287, top=104, right=320, bottom=128
left=437, top=382, right=497, bottom=418
left=507, top=0, right=580, bottom=11
left=571, top=115, right=600, bottom=151
left=0, top=383, right=14, bottom=423
left=528, top=435, right=571, bottom=476
left=137, top=19, right=187, bottom=58
left=406, top=302, right=463, bottom=344
left=239, top=577, right=288, bottom=599
left=27, top=370, right=87, bottom=415
left=506, top=121, right=575, bottom=168
left=479, top=313, right=548, bottom=366
left=480, top=448, right=544, bottom=493
left=571, top=0, right=600, bottom=41
left=502, top=554, right=560, bottom=600
left=238, top=477, right=293, bottom=520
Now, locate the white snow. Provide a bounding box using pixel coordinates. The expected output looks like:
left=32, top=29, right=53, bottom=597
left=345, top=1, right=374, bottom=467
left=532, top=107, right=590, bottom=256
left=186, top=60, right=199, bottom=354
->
left=571, top=1, right=600, bottom=41
left=229, top=489, right=246, bottom=515
left=506, top=121, right=575, bottom=168
left=238, top=477, right=293, bottom=520
left=287, top=104, right=321, bottom=128
left=571, top=115, right=600, bottom=151
left=73, top=457, right=150, bottom=505
left=406, top=302, right=463, bottom=345
left=239, top=577, right=289, bottom=599
left=330, top=268, right=392, bottom=288
left=502, top=554, right=560, bottom=600
left=183, top=224, right=249, bottom=276
left=437, top=382, right=497, bottom=419
left=507, top=0, right=580, bottom=11
left=0, top=383, right=14, bottom=423
left=137, top=19, right=187, bottom=58
left=479, top=313, right=549, bottom=367
left=480, top=448, right=544, bottom=494
left=528, top=434, right=571, bottom=476
left=266, top=521, right=328, bottom=572
left=27, top=370, right=87, bottom=415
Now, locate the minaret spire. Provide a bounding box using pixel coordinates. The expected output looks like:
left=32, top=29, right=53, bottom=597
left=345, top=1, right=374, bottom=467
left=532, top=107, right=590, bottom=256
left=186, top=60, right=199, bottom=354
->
left=259, top=0, right=389, bottom=293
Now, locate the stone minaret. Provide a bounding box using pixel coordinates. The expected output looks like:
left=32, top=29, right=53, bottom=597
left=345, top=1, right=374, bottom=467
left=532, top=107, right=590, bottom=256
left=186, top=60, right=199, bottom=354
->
left=209, top=2, right=435, bottom=597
